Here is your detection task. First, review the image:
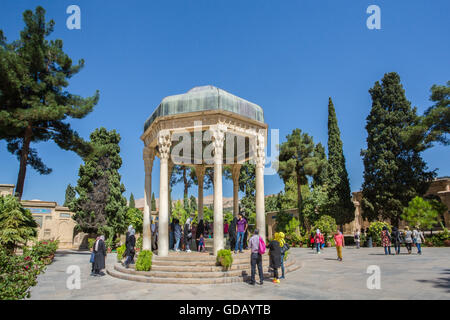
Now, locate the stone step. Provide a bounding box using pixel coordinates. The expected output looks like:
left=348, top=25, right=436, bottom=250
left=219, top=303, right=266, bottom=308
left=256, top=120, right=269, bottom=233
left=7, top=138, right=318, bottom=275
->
left=107, top=263, right=301, bottom=285
left=152, top=252, right=267, bottom=263
left=144, top=258, right=295, bottom=272
left=114, top=259, right=296, bottom=278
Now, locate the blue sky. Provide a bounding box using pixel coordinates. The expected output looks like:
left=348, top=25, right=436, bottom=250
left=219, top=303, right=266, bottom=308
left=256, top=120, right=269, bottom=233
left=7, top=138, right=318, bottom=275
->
left=0, top=0, right=449, bottom=205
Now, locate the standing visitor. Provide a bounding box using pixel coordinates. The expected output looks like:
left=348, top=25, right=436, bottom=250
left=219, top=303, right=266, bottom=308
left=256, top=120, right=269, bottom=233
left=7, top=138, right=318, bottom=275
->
left=90, top=236, right=100, bottom=276
left=229, top=216, right=237, bottom=251
left=224, top=221, right=229, bottom=239
left=169, top=218, right=175, bottom=251
left=354, top=230, right=361, bottom=249
left=275, top=232, right=289, bottom=279
left=310, top=232, right=315, bottom=250
left=184, top=218, right=193, bottom=252
left=314, top=229, right=322, bottom=254
left=151, top=219, right=157, bottom=251
left=248, top=228, right=264, bottom=285
left=196, top=219, right=205, bottom=251
left=404, top=227, right=413, bottom=254
left=198, top=234, right=206, bottom=252
left=93, top=235, right=106, bottom=276
left=174, top=219, right=182, bottom=252
left=124, top=228, right=136, bottom=268
left=235, top=213, right=248, bottom=254
left=334, top=230, right=345, bottom=261
left=391, top=227, right=402, bottom=255
left=381, top=226, right=391, bottom=255
left=413, top=228, right=425, bottom=255
left=267, top=235, right=281, bottom=283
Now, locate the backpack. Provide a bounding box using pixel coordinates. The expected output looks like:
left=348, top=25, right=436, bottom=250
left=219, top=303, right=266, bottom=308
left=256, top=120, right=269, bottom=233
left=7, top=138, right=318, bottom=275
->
left=258, top=236, right=266, bottom=254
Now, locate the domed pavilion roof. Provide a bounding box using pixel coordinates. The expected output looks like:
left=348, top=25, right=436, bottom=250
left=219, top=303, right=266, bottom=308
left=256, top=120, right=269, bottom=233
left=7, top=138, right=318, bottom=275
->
left=144, top=85, right=264, bottom=132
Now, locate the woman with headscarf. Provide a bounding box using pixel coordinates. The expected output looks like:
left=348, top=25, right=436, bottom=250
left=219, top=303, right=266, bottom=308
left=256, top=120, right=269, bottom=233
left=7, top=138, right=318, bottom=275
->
left=314, top=229, right=322, bottom=254
left=404, top=226, right=413, bottom=254
left=184, top=217, right=193, bottom=252
left=196, top=219, right=205, bottom=251
left=381, top=226, right=391, bottom=255
left=124, top=228, right=136, bottom=268
left=93, top=235, right=106, bottom=276
left=228, top=216, right=237, bottom=251
left=90, top=236, right=100, bottom=276
left=275, top=232, right=289, bottom=279
left=174, top=219, right=182, bottom=252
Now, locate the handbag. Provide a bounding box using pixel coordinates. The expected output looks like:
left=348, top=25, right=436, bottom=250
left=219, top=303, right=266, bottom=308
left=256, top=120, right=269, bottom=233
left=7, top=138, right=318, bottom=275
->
left=89, top=252, right=95, bottom=263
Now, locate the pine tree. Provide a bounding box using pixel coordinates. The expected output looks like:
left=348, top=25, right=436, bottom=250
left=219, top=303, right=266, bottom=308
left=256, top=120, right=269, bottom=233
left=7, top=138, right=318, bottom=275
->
left=70, top=128, right=127, bottom=238
left=277, top=129, right=323, bottom=227
left=325, top=97, right=354, bottom=225
left=361, top=72, right=435, bottom=226
left=312, top=143, right=328, bottom=188
left=129, top=193, right=135, bottom=208
left=63, top=184, right=76, bottom=207
left=0, top=7, right=99, bottom=199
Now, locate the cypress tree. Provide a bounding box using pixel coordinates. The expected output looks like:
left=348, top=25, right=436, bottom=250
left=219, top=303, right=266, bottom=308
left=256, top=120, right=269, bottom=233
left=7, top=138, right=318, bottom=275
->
left=361, top=72, right=435, bottom=227
left=326, top=97, right=354, bottom=225
left=70, top=128, right=127, bottom=238
left=63, top=184, right=76, bottom=207
left=312, top=142, right=328, bottom=188
left=0, top=7, right=99, bottom=199
left=129, top=193, right=135, bottom=209
left=151, top=192, right=156, bottom=211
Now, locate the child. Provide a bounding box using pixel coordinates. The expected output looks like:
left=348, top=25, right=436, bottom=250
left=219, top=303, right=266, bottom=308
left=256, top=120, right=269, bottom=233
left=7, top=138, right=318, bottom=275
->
left=267, top=236, right=282, bottom=283
left=198, top=234, right=205, bottom=252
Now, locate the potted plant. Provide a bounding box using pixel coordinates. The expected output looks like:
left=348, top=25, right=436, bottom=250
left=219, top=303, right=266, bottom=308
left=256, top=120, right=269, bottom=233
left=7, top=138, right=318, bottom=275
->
left=216, top=249, right=233, bottom=271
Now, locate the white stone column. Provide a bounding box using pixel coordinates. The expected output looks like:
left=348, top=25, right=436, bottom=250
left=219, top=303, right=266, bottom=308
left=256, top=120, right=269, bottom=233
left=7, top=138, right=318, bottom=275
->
left=232, top=164, right=241, bottom=217
left=195, top=165, right=205, bottom=221
left=211, top=124, right=226, bottom=255
left=143, top=147, right=155, bottom=251
left=168, top=160, right=174, bottom=218
left=254, top=130, right=266, bottom=241
left=157, top=130, right=172, bottom=257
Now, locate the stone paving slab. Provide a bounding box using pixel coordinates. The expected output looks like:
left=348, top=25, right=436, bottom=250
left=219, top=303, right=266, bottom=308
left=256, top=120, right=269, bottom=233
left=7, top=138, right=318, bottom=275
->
left=26, top=247, right=450, bottom=300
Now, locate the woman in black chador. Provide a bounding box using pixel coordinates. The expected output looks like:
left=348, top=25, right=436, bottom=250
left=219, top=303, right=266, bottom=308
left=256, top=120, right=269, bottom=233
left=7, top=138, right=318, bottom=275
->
left=93, top=235, right=107, bottom=276
left=228, top=216, right=237, bottom=251
left=124, top=228, right=136, bottom=268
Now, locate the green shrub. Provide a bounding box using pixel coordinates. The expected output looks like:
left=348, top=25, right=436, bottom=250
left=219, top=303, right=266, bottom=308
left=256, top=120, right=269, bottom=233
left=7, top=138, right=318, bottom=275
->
left=116, top=244, right=126, bottom=261
left=216, top=249, right=233, bottom=270
left=425, top=228, right=450, bottom=247
left=136, top=236, right=143, bottom=250
left=135, top=250, right=153, bottom=271
left=31, top=240, right=59, bottom=264
left=368, top=221, right=392, bottom=246
left=0, top=248, right=45, bottom=300
left=285, top=233, right=302, bottom=247
left=313, top=215, right=338, bottom=241
left=88, top=238, right=96, bottom=249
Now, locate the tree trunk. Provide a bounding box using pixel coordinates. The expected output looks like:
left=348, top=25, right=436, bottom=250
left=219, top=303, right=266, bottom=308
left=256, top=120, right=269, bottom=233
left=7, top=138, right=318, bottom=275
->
left=183, top=167, right=188, bottom=198
left=296, top=174, right=304, bottom=228
left=15, top=126, right=32, bottom=200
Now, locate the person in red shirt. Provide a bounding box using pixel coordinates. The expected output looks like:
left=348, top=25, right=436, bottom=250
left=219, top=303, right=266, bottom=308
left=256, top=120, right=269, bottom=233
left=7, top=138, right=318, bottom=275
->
left=334, top=230, right=345, bottom=261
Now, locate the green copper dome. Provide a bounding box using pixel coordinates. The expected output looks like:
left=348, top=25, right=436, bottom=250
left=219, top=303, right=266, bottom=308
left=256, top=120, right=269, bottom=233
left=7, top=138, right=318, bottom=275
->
left=144, top=86, right=264, bottom=132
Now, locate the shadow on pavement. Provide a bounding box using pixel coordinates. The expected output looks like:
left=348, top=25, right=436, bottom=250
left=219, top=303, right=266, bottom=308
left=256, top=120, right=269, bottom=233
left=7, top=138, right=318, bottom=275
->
left=417, top=269, right=450, bottom=293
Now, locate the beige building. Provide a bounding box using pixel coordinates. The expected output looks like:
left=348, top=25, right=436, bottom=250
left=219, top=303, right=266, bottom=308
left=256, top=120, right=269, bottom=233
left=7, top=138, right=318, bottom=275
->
left=1, top=184, right=77, bottom=249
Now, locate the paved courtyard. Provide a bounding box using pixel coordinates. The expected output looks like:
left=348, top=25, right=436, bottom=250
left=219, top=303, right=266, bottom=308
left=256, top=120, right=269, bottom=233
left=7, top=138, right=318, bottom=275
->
left=28, top=247, right=450, bottom=300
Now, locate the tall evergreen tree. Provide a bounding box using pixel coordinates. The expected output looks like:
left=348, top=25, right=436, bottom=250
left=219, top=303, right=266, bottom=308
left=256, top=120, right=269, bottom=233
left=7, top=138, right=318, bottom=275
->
left=325, top=97, right=354, bottom=225
left=312, top=143, right=328, bottom=188
left=70, top=128, right=127, bottom=238
left=239, top=161, right=256, bottom=222
left=361, top=72, right=435, bottom=226
left=277, top=129, right=323, bottom=227
left=129, top=193, right=135, bottom=208
left=0, top=7, right=99, bottom=199
left=63, top=184, right=76, bottom=207
left=151, top=192, right=156, bottom=211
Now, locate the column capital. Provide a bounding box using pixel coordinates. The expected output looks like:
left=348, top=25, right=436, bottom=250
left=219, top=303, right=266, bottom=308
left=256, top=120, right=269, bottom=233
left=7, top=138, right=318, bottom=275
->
left=143, top=147, right=156, bottom=175
left=252, top=129, right=265, bottom=168
left=157, top=130, right=172, bottom=160
left=210, top=124, right=227, bottom=160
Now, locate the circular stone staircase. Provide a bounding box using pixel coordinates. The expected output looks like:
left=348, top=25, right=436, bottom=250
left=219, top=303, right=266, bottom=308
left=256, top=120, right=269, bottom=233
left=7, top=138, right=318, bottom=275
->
left=107, top=250, right=301, bottom=284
